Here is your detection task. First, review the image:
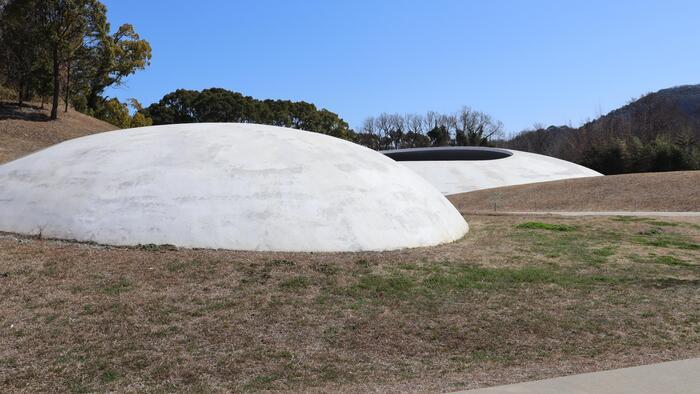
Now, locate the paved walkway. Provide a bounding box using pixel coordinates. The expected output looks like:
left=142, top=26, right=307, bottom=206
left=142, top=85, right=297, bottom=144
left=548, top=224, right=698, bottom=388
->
left=460, top=358, right=700, bottom=394
left=503, top=211, right=700, bottom=217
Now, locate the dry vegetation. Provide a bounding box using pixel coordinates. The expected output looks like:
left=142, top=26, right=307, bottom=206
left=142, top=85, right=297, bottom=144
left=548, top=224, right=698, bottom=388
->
left=1, top=214, right=698, bottom=392
left=449, top=171, right=700, bottom=213
left=0, top=102, right=117, bottom=164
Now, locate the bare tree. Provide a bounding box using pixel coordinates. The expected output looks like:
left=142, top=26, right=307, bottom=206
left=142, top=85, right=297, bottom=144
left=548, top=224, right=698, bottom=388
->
left=361, top=116, right=376, bottom=135
left=455, top=106, right=503, bottom=146
left=406, top=113, right=424, bottom=135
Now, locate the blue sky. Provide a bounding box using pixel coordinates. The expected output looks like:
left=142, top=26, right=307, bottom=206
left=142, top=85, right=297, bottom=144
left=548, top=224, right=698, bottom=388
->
left=102, top=0, right=700, bottom=135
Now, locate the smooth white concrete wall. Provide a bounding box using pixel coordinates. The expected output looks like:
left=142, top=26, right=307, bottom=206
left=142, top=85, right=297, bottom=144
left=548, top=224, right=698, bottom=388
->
left=390, top=149, right=602, bottom=195
left=0, top=123, right=468, bottom=251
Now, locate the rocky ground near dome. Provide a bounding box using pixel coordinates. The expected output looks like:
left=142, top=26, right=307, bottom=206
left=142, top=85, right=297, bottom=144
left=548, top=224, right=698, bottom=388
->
left=1, top=214, right=698, bottom=392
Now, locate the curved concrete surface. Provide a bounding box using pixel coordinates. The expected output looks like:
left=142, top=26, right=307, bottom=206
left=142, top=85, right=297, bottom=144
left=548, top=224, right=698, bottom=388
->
left=383, top=147, right=602, bottom=195
left=0, top=123, right=468, bottom=251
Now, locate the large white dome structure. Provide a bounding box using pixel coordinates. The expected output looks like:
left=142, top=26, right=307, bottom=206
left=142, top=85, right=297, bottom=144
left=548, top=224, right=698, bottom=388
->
left=383, top=147, right=602, bottom=195
left=0, top=123, right=468, bottom=251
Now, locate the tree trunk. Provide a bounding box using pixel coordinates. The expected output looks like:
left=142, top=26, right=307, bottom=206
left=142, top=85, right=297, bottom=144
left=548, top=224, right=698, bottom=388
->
left=17, top=80, right=23, bottom=107
left=64, top=62, right=70, bottom=112
left=50, top=46, right=60, bottom=120
left=87, top=89, right=99, bottom=112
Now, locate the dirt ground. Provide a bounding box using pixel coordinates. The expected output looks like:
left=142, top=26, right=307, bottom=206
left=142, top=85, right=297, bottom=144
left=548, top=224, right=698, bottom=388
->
left=448, top=171, right=700, bottom=213
left=0, top=101, right=117, bottom=164
left=1, top=213, right=698, bottom=392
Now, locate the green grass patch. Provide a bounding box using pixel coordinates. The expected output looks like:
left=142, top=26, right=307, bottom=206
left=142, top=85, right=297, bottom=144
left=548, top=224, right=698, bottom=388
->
left=349, top=273, right=415, bottom=298
left=645, top=220, right=680, bottom=227
left=632, top=233, right=700, bottom=250
left=166, top=259, right=200, bottom=273
left=344, top=264, right=622, bottom=303
left=100, top=369, right=119, bottom=384
left=312, top=262, right=338, bottom=275
left=592, top=246, right=616, bottom=257
left=633, top=254, right=696, bottom=268
left=654, top=255, right=694, bottom=267
left=422, top=265, right=618, bottom=290
left=516, top=222, right=577, bottom=232
left=611, top=216, right=690, bottom=228
left=610, top=216, right=651, bottom=222
left=102, top=277, right=132, bottom=295
left=279, top=276, right=311, bottom=290
left=245, top=374, right=279, bottom=390
left=510, top=226, right=617, bottom=266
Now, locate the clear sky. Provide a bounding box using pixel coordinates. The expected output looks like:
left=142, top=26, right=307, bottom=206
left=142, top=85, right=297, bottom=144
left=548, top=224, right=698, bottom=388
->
left=102, top=0, right=700, bottom=135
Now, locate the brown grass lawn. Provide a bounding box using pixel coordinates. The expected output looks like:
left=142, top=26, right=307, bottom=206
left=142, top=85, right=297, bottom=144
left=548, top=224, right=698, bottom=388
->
left=1, top=214, right=699, bottom=392
left=0, top=101, right=117, bottom=164
left=448, top=171, right=700, bottom=213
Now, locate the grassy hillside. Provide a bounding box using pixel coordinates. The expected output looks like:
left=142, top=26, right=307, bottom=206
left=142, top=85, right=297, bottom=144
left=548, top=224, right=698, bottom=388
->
left=448, top=171, right=700, bottom=213
left=0, top=102, right=117, bottom=164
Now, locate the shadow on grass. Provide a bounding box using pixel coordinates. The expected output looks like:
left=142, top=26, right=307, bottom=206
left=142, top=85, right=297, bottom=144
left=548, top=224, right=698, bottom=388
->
left=0, top=101, right=51, bottom=121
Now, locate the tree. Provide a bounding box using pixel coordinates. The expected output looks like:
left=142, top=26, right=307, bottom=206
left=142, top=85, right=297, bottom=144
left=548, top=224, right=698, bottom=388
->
left=94, top=97, right=151, bottom=128
left=79, top=22, right=151, bottom=111
left=427, top=125, right=450, bottom=146
left=96, top=97, right=129, bottom=127
left=127, top=98, right=151, bottom=127
left=455, top=106, right=503, bottom=146
left=0, top=0, right=46, bottom=105
left=359, top=107, right=505, bottom=150
left=143, top=87, right=351, bottom=138
left=142, top=89, right=199, bottom=124
left=35, top=0, right=106, bottom=120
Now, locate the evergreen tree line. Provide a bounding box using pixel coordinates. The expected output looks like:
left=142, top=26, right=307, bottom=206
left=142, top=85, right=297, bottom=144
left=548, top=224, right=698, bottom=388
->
left=142, top=88, right=352, bottom=140
left=0, top=0, right=152, bottom=127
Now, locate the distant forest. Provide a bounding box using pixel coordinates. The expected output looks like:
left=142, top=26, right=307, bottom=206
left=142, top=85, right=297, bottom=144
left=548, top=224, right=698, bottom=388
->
left=1, top=0, right=698, bottom=175
left=503, top=86, right=700, bottom=174
left=349, top=87, right=700, bottom=175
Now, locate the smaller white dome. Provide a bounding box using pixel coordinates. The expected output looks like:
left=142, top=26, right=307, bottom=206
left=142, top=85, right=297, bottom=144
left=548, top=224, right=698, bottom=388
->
left=383, top=147, right=602, bottom=195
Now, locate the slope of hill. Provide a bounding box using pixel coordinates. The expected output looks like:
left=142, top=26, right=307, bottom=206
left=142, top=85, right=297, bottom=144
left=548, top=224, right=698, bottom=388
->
left=0, top=102, right=117, bottom=164
left=448, top=171, right=700, bottom=212
left=607, top=84, right=700, bottom=122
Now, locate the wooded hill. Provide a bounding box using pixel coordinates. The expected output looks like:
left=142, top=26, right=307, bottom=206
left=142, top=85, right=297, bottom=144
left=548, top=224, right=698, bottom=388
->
left=504, top=85, right=700, bottom=174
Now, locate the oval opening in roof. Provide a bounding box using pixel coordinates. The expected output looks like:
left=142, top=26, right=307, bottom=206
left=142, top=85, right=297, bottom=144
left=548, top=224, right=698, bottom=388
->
left=381, top=147, right=513, bottom=161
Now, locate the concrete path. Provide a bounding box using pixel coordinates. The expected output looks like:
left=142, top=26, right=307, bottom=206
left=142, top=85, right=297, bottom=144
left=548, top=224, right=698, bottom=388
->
left=503, top=211, right=700, bottom=217
left=461, top=358, right=700, bottom=394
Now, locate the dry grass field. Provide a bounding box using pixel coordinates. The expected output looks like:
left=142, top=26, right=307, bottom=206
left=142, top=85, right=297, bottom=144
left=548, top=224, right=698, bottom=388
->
left=1, top=213, right=698, bottom=392
left=448, top=171, right=700, bottom=213
left=0, top=102, right=117, bottom=164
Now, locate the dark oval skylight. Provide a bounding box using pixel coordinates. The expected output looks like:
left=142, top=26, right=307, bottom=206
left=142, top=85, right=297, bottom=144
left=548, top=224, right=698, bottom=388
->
left=381, top=147, right=513, bottom=161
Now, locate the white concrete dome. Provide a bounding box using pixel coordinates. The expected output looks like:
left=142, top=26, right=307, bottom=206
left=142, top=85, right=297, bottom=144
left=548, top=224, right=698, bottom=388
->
left=383, top=147, right=602, bottom=195
left=0, top=123, right=468, bottom=251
